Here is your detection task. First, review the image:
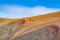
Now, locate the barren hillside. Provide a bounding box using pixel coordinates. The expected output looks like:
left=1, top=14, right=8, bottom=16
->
left=0, top=12, right=60, bottom=40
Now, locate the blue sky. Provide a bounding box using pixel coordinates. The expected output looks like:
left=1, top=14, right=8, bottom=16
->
left=0, top=0, right=60, bottom=18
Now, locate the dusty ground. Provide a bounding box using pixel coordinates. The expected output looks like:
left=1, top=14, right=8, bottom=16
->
left=0, top=12, right=60, bottom=40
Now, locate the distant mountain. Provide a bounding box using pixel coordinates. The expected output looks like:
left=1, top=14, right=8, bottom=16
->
left=0, top=12, right=60, bottom=40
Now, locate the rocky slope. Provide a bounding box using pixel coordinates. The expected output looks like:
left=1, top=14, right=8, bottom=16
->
left=0, top=12, right=60, bottom=40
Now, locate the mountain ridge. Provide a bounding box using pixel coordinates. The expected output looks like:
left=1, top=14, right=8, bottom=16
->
left=0, top=11, right=60, bottom=40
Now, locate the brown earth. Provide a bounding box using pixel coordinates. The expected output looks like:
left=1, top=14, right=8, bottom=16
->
left=0, top=12, right=60, bottom=40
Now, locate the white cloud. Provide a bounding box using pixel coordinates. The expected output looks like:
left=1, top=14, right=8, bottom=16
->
left=0, top=5, right=60, bottom=18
